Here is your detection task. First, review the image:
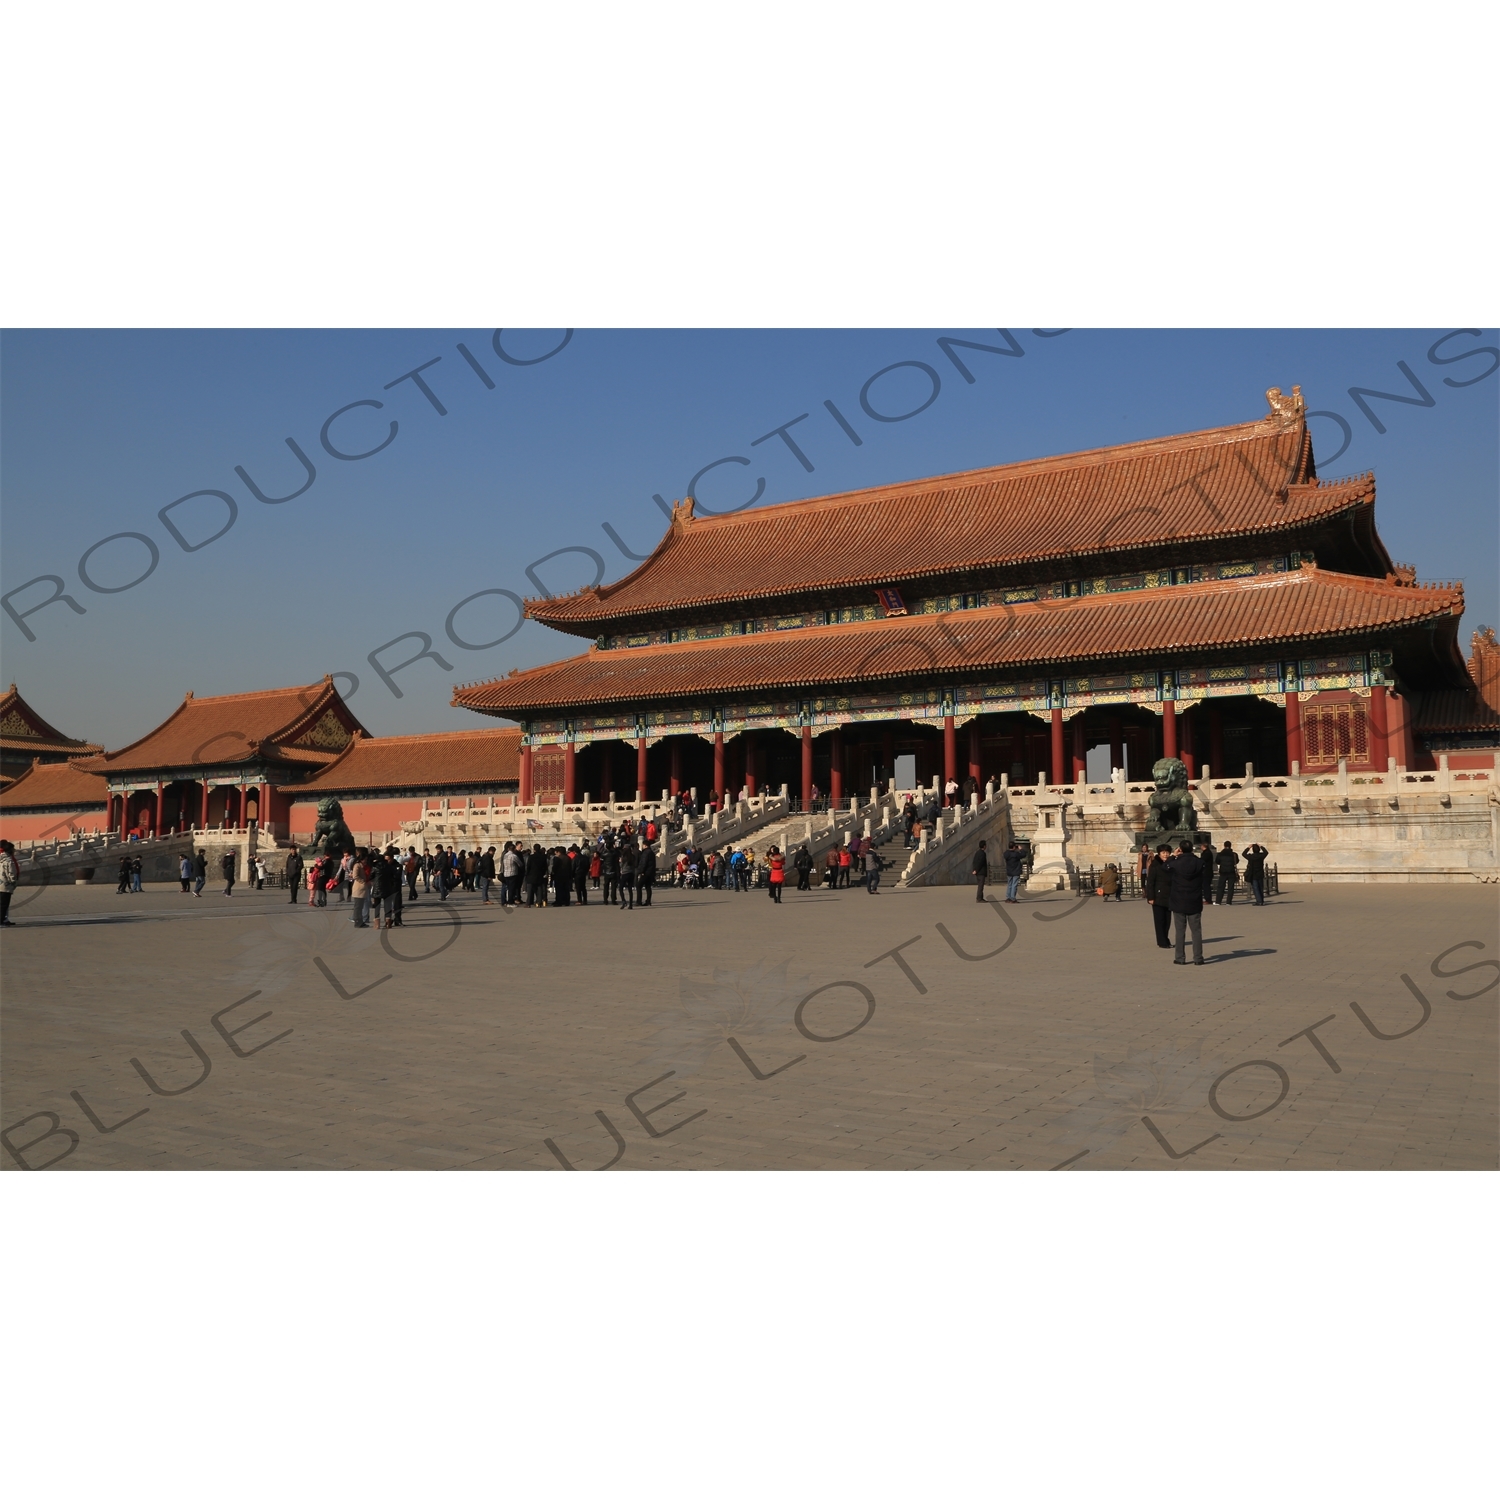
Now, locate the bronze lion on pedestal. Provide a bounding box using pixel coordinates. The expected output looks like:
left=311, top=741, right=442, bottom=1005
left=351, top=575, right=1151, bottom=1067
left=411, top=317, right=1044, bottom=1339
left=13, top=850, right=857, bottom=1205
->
left=305, top=796, right=356, bottom=862
left=1140, top=757, right=1198, bottom=848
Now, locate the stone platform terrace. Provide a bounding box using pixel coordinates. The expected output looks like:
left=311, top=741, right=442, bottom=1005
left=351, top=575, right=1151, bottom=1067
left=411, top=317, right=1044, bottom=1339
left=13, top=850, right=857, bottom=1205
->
left=2, top=876, right=1495, bottom=1171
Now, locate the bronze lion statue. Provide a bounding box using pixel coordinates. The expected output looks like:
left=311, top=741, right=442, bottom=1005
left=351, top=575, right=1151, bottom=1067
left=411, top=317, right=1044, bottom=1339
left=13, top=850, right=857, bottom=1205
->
left=305, top=796, right=356, bottom=862
left=1141, top=757, right=1198, bottom=846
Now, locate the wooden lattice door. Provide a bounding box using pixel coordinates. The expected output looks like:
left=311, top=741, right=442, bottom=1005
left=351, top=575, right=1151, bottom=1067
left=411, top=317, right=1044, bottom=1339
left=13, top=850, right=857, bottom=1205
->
left=1301, top=697, right=1371, bottom=769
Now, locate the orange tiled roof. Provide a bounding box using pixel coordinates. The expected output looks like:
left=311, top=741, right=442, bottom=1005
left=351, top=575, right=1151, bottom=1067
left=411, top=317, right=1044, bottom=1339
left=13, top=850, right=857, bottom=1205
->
left=0, top=684, right=103, bottom=756
left=91, top=679, right=368, bottom=775
left=1417, top=626, right=1500, bottom=732
left=528, top=405, right=1380, bottom=632
left=279, top=728, right=522, bottom=795
left=0, top=757, right=109, bottom=810
left=456, top=567, right=1463, bottom=714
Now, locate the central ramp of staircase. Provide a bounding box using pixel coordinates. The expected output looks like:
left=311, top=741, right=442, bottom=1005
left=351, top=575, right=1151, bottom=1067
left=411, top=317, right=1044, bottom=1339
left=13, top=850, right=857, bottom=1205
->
left=895, top=787, right=1013, bottom=888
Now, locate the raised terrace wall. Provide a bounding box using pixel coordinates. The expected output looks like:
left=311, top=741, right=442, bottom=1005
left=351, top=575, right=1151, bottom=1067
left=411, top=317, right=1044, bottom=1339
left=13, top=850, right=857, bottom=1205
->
left=1003, top=755, right=1500, bottom=885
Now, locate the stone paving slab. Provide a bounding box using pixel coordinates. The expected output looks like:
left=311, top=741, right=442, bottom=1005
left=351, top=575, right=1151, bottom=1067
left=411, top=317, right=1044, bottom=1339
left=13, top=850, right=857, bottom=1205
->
left=1, top=877, right=1496, bottom=1170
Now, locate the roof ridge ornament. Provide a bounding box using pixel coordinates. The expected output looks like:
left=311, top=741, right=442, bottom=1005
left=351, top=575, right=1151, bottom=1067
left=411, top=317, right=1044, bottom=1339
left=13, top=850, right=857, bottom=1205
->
left=1264, top=385, right=1305, bottom=428
left=671, top=495, right=695, bottom=524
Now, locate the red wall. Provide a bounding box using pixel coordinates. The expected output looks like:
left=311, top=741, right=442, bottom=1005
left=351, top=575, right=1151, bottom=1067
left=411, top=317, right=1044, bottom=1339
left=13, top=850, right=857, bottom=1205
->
left=286, top=798, right=522, bottom=846
left=1, top=809, right=110, bottom=842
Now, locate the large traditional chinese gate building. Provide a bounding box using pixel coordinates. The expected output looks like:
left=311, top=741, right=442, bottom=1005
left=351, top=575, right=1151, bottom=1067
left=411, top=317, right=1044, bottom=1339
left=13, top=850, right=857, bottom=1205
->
left=452, top=390, right=1481, bottom=807
left=0, top=683, right=102, bottom=785
left=88, top=677, right=367, bottom=842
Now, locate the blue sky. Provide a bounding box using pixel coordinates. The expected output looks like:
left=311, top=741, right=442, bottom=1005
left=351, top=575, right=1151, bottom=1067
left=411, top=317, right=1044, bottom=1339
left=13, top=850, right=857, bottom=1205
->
left=2, top=328, right=1495, bottom=749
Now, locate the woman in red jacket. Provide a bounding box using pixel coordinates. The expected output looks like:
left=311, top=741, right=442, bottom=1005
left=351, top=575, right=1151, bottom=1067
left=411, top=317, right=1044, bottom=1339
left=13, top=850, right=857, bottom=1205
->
left=768, top=846, right=785, bottom=903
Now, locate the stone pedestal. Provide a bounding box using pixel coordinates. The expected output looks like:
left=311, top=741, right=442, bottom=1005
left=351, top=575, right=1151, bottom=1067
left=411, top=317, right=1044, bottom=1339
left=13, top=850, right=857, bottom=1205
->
left=1030, top=790, right=1073, bottom=889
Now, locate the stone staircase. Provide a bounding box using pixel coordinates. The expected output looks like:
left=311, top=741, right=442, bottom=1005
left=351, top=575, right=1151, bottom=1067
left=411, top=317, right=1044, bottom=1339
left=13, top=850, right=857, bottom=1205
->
left=658, top=791, right=794, bottom=860
left=705, top=789, right=908, bottom=877
left=894, top=784, right=1014, bottom=888
left=11, top=829, right=197, bottom=886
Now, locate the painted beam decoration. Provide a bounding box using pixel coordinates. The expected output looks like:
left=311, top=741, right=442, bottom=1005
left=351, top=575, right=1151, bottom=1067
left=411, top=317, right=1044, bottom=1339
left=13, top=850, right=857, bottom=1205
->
left=1060, top=670, right=1162, bottom=708
left=520, top=651, right=1397, bottom=743
left=105, top=769, right=266, bottom=793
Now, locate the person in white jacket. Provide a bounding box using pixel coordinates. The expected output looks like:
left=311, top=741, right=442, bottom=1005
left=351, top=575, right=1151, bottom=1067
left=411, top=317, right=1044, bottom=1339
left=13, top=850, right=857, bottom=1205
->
left=0, top=840, right=19, bottom=925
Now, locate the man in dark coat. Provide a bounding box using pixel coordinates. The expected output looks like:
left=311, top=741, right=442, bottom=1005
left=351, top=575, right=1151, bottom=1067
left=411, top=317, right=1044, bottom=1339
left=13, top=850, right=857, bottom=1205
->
left=374, top=848, right=402, bottom=927
left=1244, top=843, right=1269, bottom=905
left=1214, top=841, right=1240, bottom=906
left=523, top=844, right=548, bottom=906
left=221, top=850, right=236, bottom=897
left=636, top=841, right=656, bottom=906
left=1167, top=844, right=1205, bottom=965
left=386, top=846, right=404, bottom=926
left=1002, top=842, right=1025, bottom=903
left=1195, top=834, right=1216, bottom=906
left=618, top=834, right=636, bottom=912
left=971, top=839, right=989, bottom=902
left=601, top=840, right=620, bottom=906
left=547, top=848, right=571, bottom=907
left=285, top=847, right=304, bottom=903
left=571, top=845, right=589, bottom=905
left=1143, top=843, right=1172, bottom=948
left=794, top=844, right=813, bottom=891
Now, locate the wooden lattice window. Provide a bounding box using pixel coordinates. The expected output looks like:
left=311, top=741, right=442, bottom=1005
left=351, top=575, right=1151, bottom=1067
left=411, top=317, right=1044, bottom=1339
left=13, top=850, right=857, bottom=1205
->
left=1302, top=698, right=1371, bottom=768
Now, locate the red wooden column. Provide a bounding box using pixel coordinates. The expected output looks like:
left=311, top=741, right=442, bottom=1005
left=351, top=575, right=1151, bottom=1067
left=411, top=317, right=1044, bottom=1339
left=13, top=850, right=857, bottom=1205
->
left=669, top=739, right=682, bottom=798
left=1162, top=699, right=1178, bottom=760
left=942, top=714, right=956, bottom=800
left=519, top=744, right=533, bottom=803
left=1386, top=691, right=1412, bottom=770
left=1368, top=684, right=1389, bottom=769
left=199, top=780, right=209, bottom=828
left=154, top=783, right=165, bottom=838
left=829, top=728, right=844, bottom=805
left=1049, top=707, right=1064, bottom=784
left=744, top=732, right=758, bottom=797
left=562, top=742, right=577, bottom=804
left=968, top=721, right=982, bottom=788
left=713, top=732, right=725, bottom=801
left=1284, top=694, right=1303, bottom=774
left=636, top=735, right=648, bottom=801
left=1070, top=717, right=1086, bottom=782
left=597, top=744, right=611, bottom=799
left=1208, top=706, right=1224, bottom=778
left=801, top=724, right=813, bottom=809
left=1109, top=714, right=1123, bottom=772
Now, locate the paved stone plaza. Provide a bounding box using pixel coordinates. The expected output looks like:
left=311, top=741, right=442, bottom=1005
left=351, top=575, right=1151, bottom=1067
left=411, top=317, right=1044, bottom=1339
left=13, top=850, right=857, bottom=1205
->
left=2, top=877, right=1495, bottom=1171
